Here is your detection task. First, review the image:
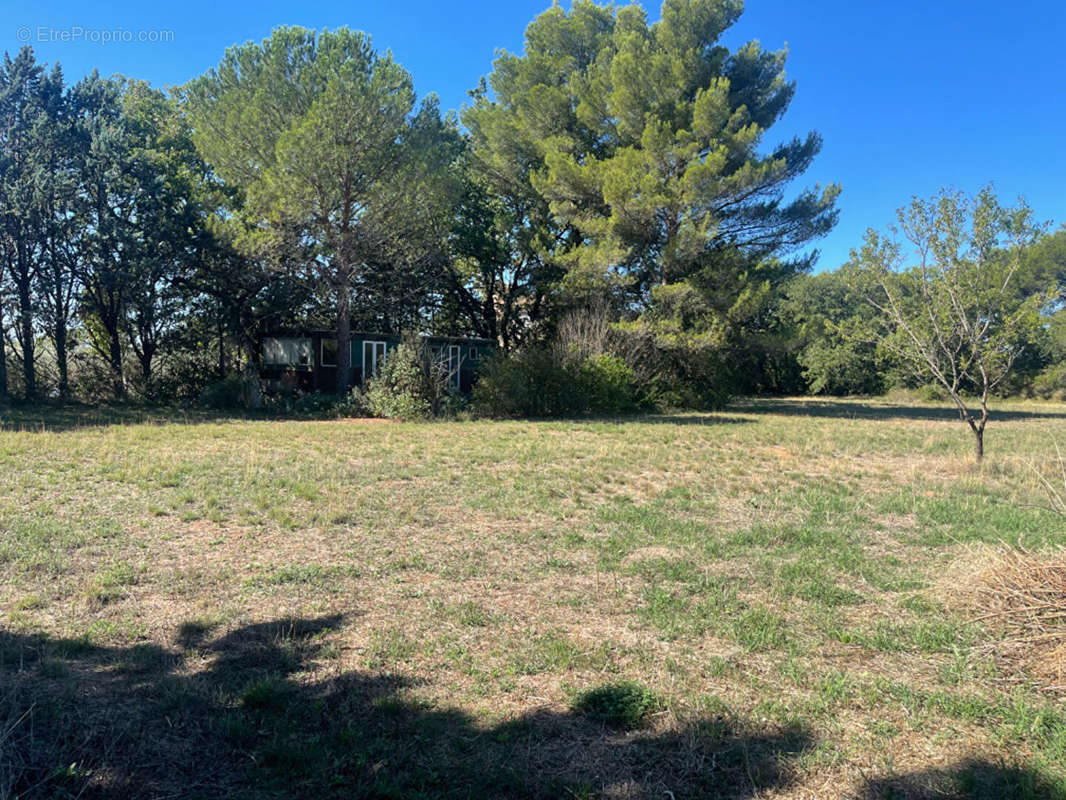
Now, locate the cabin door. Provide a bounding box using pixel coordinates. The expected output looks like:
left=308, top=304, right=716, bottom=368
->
left=363, top=341, right=387, bottom=381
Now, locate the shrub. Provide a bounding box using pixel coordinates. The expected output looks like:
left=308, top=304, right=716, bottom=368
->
left=472, top=349, right=580, bottom=417
left=571, top=680, right=662, bottom=729
left=611, top=324, right=731, bottom=410
left=199, top=376, right=252, bottom=410
left=472, top=348, right=645, bottom=418
left=364, top=337, right=452, bottom=420
left=1032, top=363, right=1066, bottom=401
left=577, top=354, right=640, bottom=413
left=292, top=392, right=343, bottom=415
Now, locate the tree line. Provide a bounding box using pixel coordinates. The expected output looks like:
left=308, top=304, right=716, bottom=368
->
left=0, top=0, right=1061, bottom=411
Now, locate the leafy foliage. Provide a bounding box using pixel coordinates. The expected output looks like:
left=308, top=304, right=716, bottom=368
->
left=571, top=681, right=662, bottom=729
left=364, top=338, right=454, bottom=420
left=181, top=27, right=460, bottom=393
left=845, top=187, right=1055, bottom=459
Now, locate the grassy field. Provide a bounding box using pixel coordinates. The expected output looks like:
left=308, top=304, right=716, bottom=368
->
left=2, top=397, right=1066, bottom=799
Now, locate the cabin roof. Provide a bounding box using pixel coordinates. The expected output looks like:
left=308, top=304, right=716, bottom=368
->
left=261, top=329, right=495, bottom=347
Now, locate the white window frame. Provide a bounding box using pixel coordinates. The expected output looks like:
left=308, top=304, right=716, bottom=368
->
left=362, top=340, right=387, bottom=380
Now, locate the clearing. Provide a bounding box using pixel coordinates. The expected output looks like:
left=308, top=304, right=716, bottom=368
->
left=1, top=397, right=1065, bottom=798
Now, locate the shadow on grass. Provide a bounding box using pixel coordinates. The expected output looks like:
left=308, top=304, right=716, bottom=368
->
left=733, top=398, right=1066, bottom=423
left=0, top=402, right=261, bottom=433
left=860, top=758, right=1066, bottom=800
left=529, top=413, right=755, bottom=427
left=2, top=615, right=808, bottom=799
left=0, top=402, right=759, bottom=433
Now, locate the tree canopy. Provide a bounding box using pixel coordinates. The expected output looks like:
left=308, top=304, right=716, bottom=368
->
left=181, top=27, right=460, bottom=393
left=844, top=187, right=1053, bottom=460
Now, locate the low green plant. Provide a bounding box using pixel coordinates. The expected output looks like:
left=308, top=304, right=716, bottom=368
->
left=571, top=680, right=662, bottom=729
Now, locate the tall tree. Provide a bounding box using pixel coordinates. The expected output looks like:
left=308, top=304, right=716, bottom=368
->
left=846, top=187, right=1050, bottom=462
left=0, top=281, right=8, bottom=401
left=120, top=82, right=217, bottom=392
left=35, top=61, right=79, bottom=398
left=0, top=47, right=62, bottom=399
left=468, top=0, right=838, bottom=317
left=459, top=77, right=572, bottom=349
left=182, top=26, right=458, bottom=394
left=69, top=72, right=136, bottom=400
left=436, top=163, right=564, bottom=350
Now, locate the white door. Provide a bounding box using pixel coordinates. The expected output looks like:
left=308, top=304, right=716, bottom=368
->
left=363, top=341, right=387, bottom=380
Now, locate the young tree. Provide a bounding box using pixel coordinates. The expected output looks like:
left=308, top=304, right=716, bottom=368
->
left=459, top=83, right=572, bottom=349
left=436, top=166, right=565, bottom=350
left=0, top=301, right=6, bottom=401
left=182, top=27, right=457, bottom=394
left=846, top=187, right=1050, bottom=461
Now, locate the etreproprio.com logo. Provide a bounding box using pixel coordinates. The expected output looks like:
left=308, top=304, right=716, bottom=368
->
left=16, top=26, right=175, bottom=44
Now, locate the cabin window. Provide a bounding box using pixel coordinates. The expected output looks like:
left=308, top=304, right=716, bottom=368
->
left=363, top=341, right=387, bottom=380
left=262, top=337, right=312, bottom=370
left=321, top=338, right=338, bottom=367
left=468, top=346, right=478, bottom=362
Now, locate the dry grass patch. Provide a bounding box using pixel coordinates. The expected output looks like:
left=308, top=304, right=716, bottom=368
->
left=946, top=544, right=1066, bottom=691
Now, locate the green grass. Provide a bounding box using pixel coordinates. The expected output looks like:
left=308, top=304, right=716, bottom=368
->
left=1, top=397, right=1066, bottom=798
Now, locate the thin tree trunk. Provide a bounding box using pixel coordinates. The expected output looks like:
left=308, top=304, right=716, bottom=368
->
left=966, top=418, right=986, bottom=463
left=108, top=327, right=125, bottom=401
left=55, top=317, right=68, bottom=400
left=16, top=256, right=35, bottom=400
left=0, top=311, right=8, bottom=402
left=335, top=266, right=352, bottom=395
left=218, top=319, right=227, bottom=379
left=48, top=235, right=72, bottom=401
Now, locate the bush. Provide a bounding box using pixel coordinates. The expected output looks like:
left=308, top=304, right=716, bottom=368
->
left=571, top=680, right=662, bottom=729
left=364, top=337, right=452, bottom=420
left=473, top=349, right=643, bottom=417
left=292, top=392, right=343, bottom=415
left=199, top=376, right=257, bottom=410
left=611, top=324, right=731, bottom=410
left=472, top=349, right=578, bottom=417
left=577, top=353, right=640, bottom=414
left=1032, top=363, right=1066, bottom=401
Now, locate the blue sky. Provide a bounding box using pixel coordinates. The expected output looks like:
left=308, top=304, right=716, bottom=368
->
left=5, top=0, right=1065, bottom=270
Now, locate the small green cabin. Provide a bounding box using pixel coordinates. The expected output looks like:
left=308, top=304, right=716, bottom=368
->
left=259, top=330, right=495, bottom=394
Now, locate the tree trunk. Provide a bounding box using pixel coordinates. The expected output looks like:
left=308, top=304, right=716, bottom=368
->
left=218, top=319, right=227, bottom=379
left=48, top=235, right=72, bottom=401
left=137, top=346, right=153, bottom=385
left=967, top=417, right=986, bottom=463
left=17, top=273, right=35, bottom=401
left=108, top=327, right=125, bottom=401
left=55, top=317, right=68, bottom=400
left=0, top=311, right=8, bottom=403
left=335, top=266, right=352, bottom=395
